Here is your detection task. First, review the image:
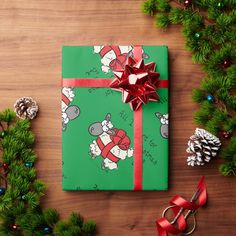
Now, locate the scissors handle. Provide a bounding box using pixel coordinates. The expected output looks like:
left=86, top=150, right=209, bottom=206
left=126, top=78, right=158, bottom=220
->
left=162, top=205, right=197, bottom=235
left=182, top=211, right=197, bottom=235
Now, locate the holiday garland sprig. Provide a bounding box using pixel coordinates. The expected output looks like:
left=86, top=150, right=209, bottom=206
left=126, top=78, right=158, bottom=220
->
left=0, top=109, right=96, bottom=236
left=142, top=0, right=236, bottom=175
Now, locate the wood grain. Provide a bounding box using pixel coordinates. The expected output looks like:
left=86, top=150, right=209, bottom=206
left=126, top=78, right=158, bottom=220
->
left=0, top=1, right=235, bottom=235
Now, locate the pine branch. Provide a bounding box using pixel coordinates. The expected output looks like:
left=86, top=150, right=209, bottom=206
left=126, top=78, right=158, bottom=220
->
left=0, top=109, right=97, bottom=235
left=142, top=0, right=236, bottom=175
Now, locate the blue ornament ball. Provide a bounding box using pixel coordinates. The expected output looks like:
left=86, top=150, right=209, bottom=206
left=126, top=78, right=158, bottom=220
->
left=24, top=162, right=34, bottom=168
left=206, top=94, right=214, bottom=102
left=43, top=226, right=52, bottom=234
left=0, top=131, right=6, bottom=138
left=217, top=2, right=225, bottom=9
left=0, top=187, right=6, bottom=195
left=194, top=32, right=202, bottom=38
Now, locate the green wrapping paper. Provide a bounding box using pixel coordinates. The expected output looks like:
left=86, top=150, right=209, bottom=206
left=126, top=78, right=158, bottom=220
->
left=62, top=45, right=169, bottom=190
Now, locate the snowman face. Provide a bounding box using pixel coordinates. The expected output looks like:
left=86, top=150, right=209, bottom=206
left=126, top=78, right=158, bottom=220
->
left=101, top=120, right=113, bottom=132
left=160, top=114, right=168, bottom=125
left=62, top=112, right=69, bottom=124
left=160, top=117, right=166, bottom=125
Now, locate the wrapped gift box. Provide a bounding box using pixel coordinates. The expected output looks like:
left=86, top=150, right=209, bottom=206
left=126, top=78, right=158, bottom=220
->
left=62, top=45, right=168, bottom=190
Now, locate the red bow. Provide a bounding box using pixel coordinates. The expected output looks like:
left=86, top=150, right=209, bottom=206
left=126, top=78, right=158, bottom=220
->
left=110, top=128, right=131, bottom=150
left=110, top=57, right=160, bottom=111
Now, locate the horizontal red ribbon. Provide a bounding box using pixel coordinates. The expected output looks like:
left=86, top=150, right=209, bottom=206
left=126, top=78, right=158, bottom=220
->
left=62, top=79, right=112, bottom=87
left=62, top=78, right=168, bottom=88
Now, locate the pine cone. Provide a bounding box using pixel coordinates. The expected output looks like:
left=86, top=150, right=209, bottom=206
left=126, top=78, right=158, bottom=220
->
left=14, top=97, right=38, bottom=120
left=186, top=128, right=221, bottom=166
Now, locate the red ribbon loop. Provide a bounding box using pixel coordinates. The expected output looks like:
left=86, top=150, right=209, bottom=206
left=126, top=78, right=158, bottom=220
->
left=157, top=216, right=186, bottom=236
left=170, top=195, right=199, bottom=211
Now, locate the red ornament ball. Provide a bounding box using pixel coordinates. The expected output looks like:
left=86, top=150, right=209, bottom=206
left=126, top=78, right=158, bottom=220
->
left=2, top=163, right=9, bottom=171
left=223, top=59, right=231, bottom=68
left=184, top=0, right=192, bottom=7
left=12, top=224, right=18, bottom=230
left=222, top=131, right=232, bottom=139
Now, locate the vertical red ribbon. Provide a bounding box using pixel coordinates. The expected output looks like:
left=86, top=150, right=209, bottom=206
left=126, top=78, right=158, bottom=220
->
left=133, top=45, right=143, bottom=62
left=132, top=45, right=143, bottom=190
left=133, top=107, right=143, bottom=190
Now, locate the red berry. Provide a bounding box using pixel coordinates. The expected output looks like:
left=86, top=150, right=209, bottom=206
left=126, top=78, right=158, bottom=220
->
left=12, top=224, right=18, bottom=230
left=184, top=0, right=192, bottom=8
left=222, top=131, right=232, bottom=139
left=223, top=59, right=231, bottom=68
left=2, top=163, right=9, bottom=171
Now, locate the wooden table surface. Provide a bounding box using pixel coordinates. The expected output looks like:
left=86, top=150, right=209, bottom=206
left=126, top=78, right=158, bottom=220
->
left=0, top=1, right=235, bottom=235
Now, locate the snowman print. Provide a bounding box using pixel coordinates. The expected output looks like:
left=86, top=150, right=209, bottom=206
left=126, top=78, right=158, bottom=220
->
left=88, top=113, right=134, bottom=170
left=94, top=45, right=149, bottom=73
left=155, top=112, right=168, bottom=139
left=61, top=87, right=80, bottom=131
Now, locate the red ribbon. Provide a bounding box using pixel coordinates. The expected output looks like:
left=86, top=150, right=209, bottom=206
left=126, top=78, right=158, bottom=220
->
left=156, top=176, right=207, bottom=236
left=133, top=107, right=143, bottom=190
left=62, top=78, right=168, bottom=89
left=110, top=129, right=131, bottom=150
left=62, top=46, right=168, bottom=190
left=96, top=137, right=120, bottom=163
left=96, top=129, right=131, bottom=164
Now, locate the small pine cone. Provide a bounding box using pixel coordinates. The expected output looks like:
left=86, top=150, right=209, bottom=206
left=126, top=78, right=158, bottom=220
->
left=186, top=128, right=221, bottom=166
left=14, top=97, right=38, bottom=120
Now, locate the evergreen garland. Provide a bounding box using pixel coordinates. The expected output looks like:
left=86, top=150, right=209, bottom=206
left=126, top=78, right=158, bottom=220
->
left=142, top=0, right=236, bottom=175
left=0, top=109, right=96, bottom=236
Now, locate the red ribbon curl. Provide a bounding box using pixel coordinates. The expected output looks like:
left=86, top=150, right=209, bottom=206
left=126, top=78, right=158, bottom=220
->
left=156, top=176, right=207, bottom=236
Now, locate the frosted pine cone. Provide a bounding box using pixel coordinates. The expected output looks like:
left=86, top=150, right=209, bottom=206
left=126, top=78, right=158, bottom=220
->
left=186, top=128, right=221, bottom=166
left=14, top=97, right=38, bottom=120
